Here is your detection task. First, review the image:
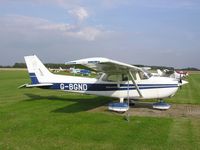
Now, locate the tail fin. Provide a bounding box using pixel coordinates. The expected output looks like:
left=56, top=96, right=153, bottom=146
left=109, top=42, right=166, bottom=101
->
left=157, top=69, right=163, bottom=76
left=24, top=55, right=53, bottom=84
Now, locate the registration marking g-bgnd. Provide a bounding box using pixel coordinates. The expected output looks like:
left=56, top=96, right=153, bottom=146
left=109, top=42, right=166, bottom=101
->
left=69, top=83, right=87, bottom=91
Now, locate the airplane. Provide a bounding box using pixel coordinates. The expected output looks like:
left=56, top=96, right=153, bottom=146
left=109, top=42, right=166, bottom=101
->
left=144, top=68, right=188, bottom=86
left=176, top=70, right=189, bottom=76
left=69, top=67, right=91, bottom=76
left=69, top=67, right=81, bottom=74
left=79, top=69, right=91, bottom=76
left=170, top=70, right=188, bottom=80
left=20, top=55, right=188, bottom=112
left=49, top=67, right=66, bottom=73
left=150, top=69, right=164, bottom=77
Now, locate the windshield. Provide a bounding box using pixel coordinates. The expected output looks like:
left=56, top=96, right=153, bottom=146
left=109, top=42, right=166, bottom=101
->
left=96, top=72, right=103, bottom=79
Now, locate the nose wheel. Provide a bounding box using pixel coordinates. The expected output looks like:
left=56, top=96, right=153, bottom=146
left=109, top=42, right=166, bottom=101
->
left=153, top=99, right=171, bottom=110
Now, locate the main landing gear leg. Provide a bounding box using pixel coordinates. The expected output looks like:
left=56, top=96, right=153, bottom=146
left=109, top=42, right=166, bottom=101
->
left=152, top=99, right=171, bottom=110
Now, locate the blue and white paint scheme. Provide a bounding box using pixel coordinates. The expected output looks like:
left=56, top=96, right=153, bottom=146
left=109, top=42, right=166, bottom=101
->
left=21, top=55, right=188, bottom=110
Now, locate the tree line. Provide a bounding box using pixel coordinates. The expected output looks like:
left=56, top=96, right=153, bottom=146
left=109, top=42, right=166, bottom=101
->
left=0, top=63, right=91, bottom=70
left=0, top=63, right=199, bottom=71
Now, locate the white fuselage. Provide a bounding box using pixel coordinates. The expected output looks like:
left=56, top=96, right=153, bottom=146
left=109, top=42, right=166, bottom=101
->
left=24, top=55, right=179, bottom=100
left=37, top=73, right=179, bottom=100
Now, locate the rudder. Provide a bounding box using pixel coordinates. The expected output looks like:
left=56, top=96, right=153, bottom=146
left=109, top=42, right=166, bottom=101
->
left=24, top=55, right=53, bottom=84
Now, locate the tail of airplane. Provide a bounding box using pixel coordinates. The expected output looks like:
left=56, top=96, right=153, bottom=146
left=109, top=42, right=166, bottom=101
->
left=24, top=55, right=53, bottom=85
left=157, top=69, right=164, bottom=76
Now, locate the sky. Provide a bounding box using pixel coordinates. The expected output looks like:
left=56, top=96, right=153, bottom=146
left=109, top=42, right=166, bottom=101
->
left=0, top=0, right=200, bottom=68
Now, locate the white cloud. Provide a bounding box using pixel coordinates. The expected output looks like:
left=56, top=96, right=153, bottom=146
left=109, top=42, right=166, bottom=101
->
left=68, top=7, right=89, bottom=22
left=37, top=23, right=74, bottom=31
left=69, top=27, right=102, bottom=41
left=0, top=15, right=106, bottom=41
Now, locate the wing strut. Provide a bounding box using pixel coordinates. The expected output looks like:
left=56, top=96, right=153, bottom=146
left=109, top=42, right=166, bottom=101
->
left=128, top=70, right=143, bottom=98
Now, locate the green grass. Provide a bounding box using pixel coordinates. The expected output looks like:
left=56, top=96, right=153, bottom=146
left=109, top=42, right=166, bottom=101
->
left=168, top=74, right=200, bottom=104
left=0, top=70, right=200, bottom=149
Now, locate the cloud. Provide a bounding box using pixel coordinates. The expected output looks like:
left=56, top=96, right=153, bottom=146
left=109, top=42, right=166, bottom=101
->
left=0, top=1, right=199, bottom=68
left=0, top=15, right=107, bottom=41
left=69, top=27, right=102, bottom=41
left=0, top=14, right=111, bottom=65
left=37, top=23, right=74, bottom=31
left=68, top=7, right=89, bottom=22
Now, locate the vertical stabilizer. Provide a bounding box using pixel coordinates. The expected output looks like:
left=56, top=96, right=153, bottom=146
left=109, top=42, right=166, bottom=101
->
left=24, top=55, right=53, bottom=84
left=157, top=69, right=164, bottom=76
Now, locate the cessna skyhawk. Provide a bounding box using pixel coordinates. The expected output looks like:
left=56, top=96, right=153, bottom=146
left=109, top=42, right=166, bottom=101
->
left=20, top=55, right=188, bottom=111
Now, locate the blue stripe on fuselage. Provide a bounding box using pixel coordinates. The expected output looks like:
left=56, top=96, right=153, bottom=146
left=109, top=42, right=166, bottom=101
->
left=49, top=83, right=178, bottom=91
left=29, top=73, right=39, bottom=84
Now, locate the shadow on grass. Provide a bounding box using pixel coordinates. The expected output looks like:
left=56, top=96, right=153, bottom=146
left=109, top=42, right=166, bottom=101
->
left=24, top=93, right=113, bottom=113
left=131, top=101, right=155, bottom=109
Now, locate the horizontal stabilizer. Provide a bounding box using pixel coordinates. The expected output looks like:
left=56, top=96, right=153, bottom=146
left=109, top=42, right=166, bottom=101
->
left=18, top=83, right=53, bottom=88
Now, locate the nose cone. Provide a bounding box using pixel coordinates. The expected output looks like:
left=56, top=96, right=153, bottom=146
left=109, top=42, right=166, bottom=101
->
left=170, top=77, right=188, bottom=87
left=178, top=80, right=189, bottom=86
left=179, top=80, right=189, bottom=86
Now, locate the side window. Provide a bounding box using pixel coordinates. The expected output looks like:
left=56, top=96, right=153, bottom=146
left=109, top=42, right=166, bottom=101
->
left=102, top=74, right=122, bottom=82
left=107, top=74, right=121, bottom=82
left=101, top=71, right=149, bottom=82
left=122, top=74, right=128, bottom=81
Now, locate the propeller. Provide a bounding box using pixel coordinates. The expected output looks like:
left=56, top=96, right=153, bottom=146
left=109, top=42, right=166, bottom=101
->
left=179, top=73, right=182, bottom=89
left=179, top=73, right=182, bottom=83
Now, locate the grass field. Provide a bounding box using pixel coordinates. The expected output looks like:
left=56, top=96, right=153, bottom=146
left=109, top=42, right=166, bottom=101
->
left=169, top=74, right=200, bottom=104
left=0, top=70, right=200, bottom=150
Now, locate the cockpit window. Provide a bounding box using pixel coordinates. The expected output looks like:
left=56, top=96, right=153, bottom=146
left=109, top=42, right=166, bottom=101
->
left=101, top=71, right=149, bottom=82
left=96, top=73, right=103, bottom=79
left=102, top=74, right=122, bottom=82
left=122, top=74, right=129, bottom=81
left=102, top=74, right=133, bottom=82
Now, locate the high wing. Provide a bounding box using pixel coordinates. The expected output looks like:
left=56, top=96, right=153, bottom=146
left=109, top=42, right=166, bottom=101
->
left=65, top=57, right=144, bottom=74
left=65, top=57, right=145, bottom=97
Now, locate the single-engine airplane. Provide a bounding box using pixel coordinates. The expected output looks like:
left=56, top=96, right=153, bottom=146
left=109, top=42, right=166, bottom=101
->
left=20, top=55, right=188, bottom=111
